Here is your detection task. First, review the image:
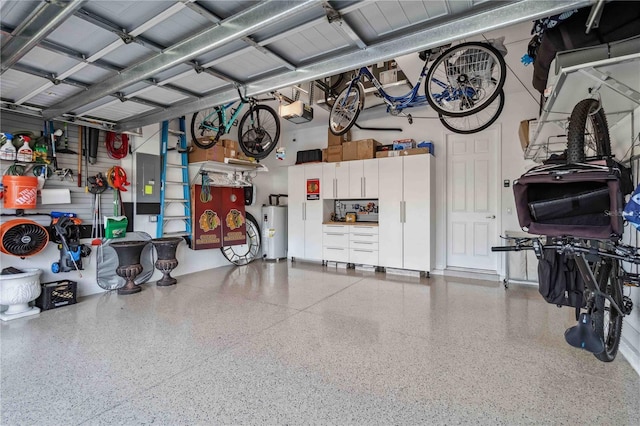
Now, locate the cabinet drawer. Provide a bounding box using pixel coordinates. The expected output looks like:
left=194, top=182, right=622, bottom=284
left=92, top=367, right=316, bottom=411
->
left=323, top=247, right=350, bottom=262
left=349, top=232, right=378, bottom=243
left=349, top=240, right=378, bottom=250
left=349, top=248, right=378, bottom=266
left=323, top=232, right=349, bottom=247
left=323, top=224, right=348, bottom=233
left=349, top=225, right=378, bottom=235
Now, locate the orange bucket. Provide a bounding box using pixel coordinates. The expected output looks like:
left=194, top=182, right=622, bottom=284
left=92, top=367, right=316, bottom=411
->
left=2, top=175, right=38, bottom=209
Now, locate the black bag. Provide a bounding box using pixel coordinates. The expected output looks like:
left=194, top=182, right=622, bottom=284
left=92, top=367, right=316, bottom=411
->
left=532, top=2, right=640, bottom=93
left=295, top=149, right=322, bottom=164
left=537, top=249, right=585, bottom=308
left=513, top=159, right=632, bottom=240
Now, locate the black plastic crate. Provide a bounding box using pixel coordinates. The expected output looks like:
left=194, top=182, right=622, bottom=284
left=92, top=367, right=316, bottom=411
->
left=36, top=280, right=77, bottom=311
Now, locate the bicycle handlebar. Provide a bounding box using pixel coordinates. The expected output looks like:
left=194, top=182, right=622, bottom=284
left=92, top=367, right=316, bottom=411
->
left=491, top=238, right=640, bottom=264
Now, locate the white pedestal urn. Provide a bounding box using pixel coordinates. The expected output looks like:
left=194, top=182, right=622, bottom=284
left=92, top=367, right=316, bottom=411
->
left=0, top=268, right=42, bottom=321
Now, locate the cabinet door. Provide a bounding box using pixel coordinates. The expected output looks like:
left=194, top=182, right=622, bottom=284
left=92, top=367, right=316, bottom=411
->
left=402, top=155, right=431, bottom=271
left=348, top=160, right=363, bottom=198
left=287, top=166, right=305, bottom=259
left=362, top=158, right=378, bottom=198
left=335, top=162, right=350, bottom=198
left=304, top=164, right=324, bottom=260
left=322, top=163, right=335, bottom=199
left=377, top=156, right=404, bottom=269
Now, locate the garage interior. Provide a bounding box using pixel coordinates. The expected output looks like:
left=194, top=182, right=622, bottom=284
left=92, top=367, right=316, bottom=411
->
left=1, top=0, right=639, bottom=423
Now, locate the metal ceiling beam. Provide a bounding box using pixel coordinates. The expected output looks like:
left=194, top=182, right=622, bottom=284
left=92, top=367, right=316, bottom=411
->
left=116, top=0, right=592, bottom=131
left=323, top=1, right=367, bottom=49
left=184, top=1, right=297, bottom=70
left=1, top=0, right=86, bottom=75
left=43, top=0, right=320, bottom=120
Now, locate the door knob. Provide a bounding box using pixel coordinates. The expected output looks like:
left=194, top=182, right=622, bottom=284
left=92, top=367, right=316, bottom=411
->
left=486, top=215, right=496, bottom=219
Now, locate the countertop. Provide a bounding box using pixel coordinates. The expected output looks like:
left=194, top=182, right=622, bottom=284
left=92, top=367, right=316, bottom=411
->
left=322, top=222, right=379, bottom=226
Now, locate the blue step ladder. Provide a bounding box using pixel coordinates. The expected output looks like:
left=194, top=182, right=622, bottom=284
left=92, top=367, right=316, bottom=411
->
left=157, top=117, right=192, bottom=246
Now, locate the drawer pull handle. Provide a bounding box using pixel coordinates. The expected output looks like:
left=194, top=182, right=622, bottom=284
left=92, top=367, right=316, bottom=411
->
left=353, top=249, right=374, bottom=253
left=353, top=241, right=373, bottom=245
left=352, top=233, right=375, bottom=237
left=326, top=233, right=346, bottom=236
left=325, top=247, right=345, bottom=251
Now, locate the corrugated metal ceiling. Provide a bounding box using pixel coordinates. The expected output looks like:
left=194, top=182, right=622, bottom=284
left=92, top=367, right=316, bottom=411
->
left=0, top=0, right=593, bottom=132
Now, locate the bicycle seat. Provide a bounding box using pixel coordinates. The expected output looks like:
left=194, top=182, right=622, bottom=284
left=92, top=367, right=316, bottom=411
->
left=564, top=313, right=604, bottom=354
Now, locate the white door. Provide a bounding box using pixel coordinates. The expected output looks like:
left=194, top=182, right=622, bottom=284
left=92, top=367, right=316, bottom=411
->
left=287, top=166, right=305, bottom=259
left=362, top=158, right=378, bottom=198
left=335, top=162, right=350, bottom=198
left=378, top=156, right=404, bottom=269
left=304, top=164, right=324, bottom=260
left=446, top=130, right=499, bottom=270
left=348, top=160, right=363, bottom=198
left=322, top=163, right=335, bottom=199
left=403, top=155, right=432, bottom=272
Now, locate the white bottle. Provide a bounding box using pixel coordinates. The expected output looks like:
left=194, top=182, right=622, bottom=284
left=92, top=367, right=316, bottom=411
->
left=16, top=138, right=33, bottom=162
left=0, top=134, right=17, bottom=161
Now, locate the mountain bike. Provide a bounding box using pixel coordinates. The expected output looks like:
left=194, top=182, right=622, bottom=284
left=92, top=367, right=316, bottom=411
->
left=493, top=98, right=637, bottom=362
left=492, top=237, right=637, bottom=362
left=328, top=41, right=507, bottom=136
left=191, top=88, right=280, bottom=160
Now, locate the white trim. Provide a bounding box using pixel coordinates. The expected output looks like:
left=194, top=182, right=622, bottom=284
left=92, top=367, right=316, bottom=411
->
left=619, top=337, right=640, bottom=377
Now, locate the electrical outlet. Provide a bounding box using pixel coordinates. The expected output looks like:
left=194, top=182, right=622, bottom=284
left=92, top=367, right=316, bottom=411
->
left=149, top=215, right=158, bottom=222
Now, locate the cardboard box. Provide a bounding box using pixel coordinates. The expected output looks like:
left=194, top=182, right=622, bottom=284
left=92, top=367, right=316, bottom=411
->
left=518, top=119, right=537, bottom=151
left=322, top=148, right=327, bottom=162
left=222, top=139, right=239, bottom=151
left=376, top=147, right=430, bottom=158
left=393, top=138, right=415, bottom=150
left=328, top=129, right=351, bottom=146
left=342, top=141, right=358, bottom=161
left=225, top=147, right=237, bottom=159
left=355, top=139, right=381, bottom=160
left=189, top=143, right=225, bottom=163
left=327, top=145, right=342, bottom=162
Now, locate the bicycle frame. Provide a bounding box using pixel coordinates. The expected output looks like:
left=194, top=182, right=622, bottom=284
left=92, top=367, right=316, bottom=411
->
left=342, top=59, right=476, bottom=114
left=199, top=99, right=246, bottom=136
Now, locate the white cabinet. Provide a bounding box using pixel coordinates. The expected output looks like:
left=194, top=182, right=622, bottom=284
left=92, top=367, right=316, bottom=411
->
left=349, top=225, right=378, bottom=266
left=288, top=163, right=323, bottom=261
left=322, top=224, right=349, bottom=262
left=322, top=162, right=349, bottom=199
left=378, top=155, right=434, bottom=272
left=348, top=159, right=378, bottom=198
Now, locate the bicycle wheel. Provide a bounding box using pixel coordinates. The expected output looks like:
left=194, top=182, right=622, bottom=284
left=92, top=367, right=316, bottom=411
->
left=566, top=98, right=611, bottom=164
left=439, top=89, right=504, bottom=134
left=191, top=107, right=223, bottom=149
left=329, top=82, right=364, bottom=136
left=220, top=212, right=261, bottom=266
left=238, top=104, right=280, bottom=160
left=592, top=258, right=623, bottom=362
left=426, top=41, right=506, bottom=117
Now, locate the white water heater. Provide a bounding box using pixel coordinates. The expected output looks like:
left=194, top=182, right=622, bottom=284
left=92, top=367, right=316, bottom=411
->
left=262, top=205, right=287, bottom=260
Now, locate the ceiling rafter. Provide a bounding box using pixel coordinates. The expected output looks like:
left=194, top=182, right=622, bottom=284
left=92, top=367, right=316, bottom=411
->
left=184, top=1, right=297, bottom=71
left=115, top=0, right=592, bottom=131
left=8, top=63, right=172, bottom=112
left=0, top=0, right=86, bottom=75
left=43, top=0, right=321, bottom=120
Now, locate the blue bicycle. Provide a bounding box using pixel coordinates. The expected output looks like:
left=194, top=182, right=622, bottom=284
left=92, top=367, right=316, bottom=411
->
left=328, top=41, right=507, bottom=135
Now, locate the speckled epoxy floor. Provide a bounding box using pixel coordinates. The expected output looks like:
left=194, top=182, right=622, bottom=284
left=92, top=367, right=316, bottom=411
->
left=2, top=261, right=639, bottom=425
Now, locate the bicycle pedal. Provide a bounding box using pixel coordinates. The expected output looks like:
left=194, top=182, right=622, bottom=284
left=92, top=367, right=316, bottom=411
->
left=622, top=296, right=633, bottom=316
left=564, top=313, right=604, bottom=354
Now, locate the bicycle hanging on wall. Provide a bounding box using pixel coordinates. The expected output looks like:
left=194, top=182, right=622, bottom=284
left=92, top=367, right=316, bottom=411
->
left=492, top=97, right=638, bottom=362
left=190, top=87, right=281, bottom=160
left=328, top=40, right=507, bottom=136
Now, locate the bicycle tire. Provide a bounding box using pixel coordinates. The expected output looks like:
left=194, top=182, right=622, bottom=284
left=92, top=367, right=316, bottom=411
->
left=238, top=104, right=280, bottom=160
left=592, top=258, right=623, bottom=362
left=191, top=107, right=223, bottom=149
left=566, top=98, right=611, bottom=164
left=328, top=82, right=364, bottom=136
left=220, top=212, right=261, bottom=266
left=439, top=89, right=504, bottom=134
left=425, top=41, right=506, bottom=118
